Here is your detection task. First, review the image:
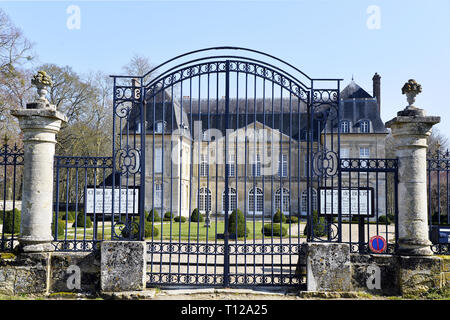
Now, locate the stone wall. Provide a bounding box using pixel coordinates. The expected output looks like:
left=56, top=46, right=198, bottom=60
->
left=0, top=251, right=101, bottom=295
left=304, top=243, right=448, bottom=296
left=439, top=256, right=450, bottom=289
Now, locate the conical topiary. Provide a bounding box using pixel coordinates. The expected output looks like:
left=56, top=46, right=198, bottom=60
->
left=272, top=209, right=287, bottom=223
left=146, top=209, right=161, bottom=222
left=228, top=209, right=248, bottom=238
left=190, top=208, right=204, bottom=222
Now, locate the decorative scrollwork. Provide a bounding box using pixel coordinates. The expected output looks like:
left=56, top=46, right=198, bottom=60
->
left=311, top=222, right=339, bottom=241
left=431, top=244, right=450, bottom=255
left=144, top=60, right=309, bottom=103
left=115, top=101, right=134, bottom=119
left=51, top=240, right=98, bottom=252
left=112, top=220, right=140, bottom=240
left=312, top=149, right=338, bottom=177
left=117, top=148, right=140, bottom=174
left=55, top=156, right=113, bottom=169
left=0, top=144, right=24, bottom=165
left=313, top=89, right=339, bottom=104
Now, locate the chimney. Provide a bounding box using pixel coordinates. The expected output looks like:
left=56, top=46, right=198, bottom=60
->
left=372, top=73, right=381, bottom=114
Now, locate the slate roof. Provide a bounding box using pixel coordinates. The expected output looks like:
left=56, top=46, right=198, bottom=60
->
left=340, top=81, right=373, bottom=99
left=126, top=80, right=387, bottom=138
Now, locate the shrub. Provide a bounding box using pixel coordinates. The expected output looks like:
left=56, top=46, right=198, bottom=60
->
left=52, top=220, right=66, bottom=237
left=174, top=216, right=186, bottom=223
left=3, top=209, right=20, bottom=234
left=228, top=209, right=248, bottom=238
left=58, top=211, right=76, bottom=221
left=303, top=210, right=326, bottom=237
left=146, top=209, right=161, bottom=222
left=72, top=213, right=93, bottom=228
left=286, top=216, right=299, bottom=224
left=163, top=211, right=173, bottom=221
left=121, top=220, right=160, bottom=239
left=378, top=214, right=394, bottom=224
left=190, top=208, right=204, bottom=222
left=387, top=213, right=395, bottom=223
left=262, top=223, right=288, bottom=237
left=272, top=209, right=287, bottom=223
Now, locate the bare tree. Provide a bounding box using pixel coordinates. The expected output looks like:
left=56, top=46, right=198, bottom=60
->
left=0, top=9, right=35, bottom=144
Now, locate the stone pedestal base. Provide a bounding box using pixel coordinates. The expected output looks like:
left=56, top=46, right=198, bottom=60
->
left=100, top=241, right=147, bottom=292
left=397, top=239, right=434, bottom=257
left=20, top=241, right=55, bottom=253
left=305, top=243, right=351, bottom=292
left=399, top=255, right=443, bottom=295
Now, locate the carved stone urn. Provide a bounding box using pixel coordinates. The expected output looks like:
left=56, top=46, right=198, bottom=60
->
left=31, top=70, right=53, bottom=104
left=402, top=79, right=422, bottom=108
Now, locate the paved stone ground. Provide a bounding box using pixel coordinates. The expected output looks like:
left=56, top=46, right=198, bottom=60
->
left=102, top=288, right=392, bottom=300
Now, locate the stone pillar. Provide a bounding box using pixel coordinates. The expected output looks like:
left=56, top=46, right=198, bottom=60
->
left=10, top=71, right=67, bottom=252
left=385, top=80, right=440, bottom=256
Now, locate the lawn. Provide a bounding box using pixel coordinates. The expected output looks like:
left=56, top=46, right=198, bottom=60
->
left=20, top=219, right=306, bottom=241
left=146, top=220, right=305, bottom=241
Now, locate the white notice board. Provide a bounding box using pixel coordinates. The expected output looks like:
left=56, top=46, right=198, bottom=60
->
left=85, top=187, right=139, bottom=214
left=319, top=188, right=373, bottom=216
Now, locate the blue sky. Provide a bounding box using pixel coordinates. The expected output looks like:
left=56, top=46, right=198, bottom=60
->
left=2, top=0, right=450, bottom=140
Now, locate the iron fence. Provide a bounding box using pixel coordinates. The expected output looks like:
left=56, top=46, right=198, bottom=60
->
left=0, top=143, right=23, bottom=252
left=427, top=149, right=450, bottom=254
left=339, top=158, right=398, bottom=254
left=52, top=155, right=132, bottom=251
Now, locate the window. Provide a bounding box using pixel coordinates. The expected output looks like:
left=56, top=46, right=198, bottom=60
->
left=226, top=153, right=235, bottom=177
left=248, top=187, right=263, bottom=215
left=275, top=188, right=290, bottom=214
left=198, top=188, right=211, bottom=213
left=200, top=154, right=209, bottom=177
left=154, top=147, right=162, bottom=173
left=341, top=120, right=350, bottom=133
left=360, top=147, right=370, bottom=168
left=251, top=154, right=261, bottom=177
left=360, top=121, right=370, bottom=133
left=222, top=188, right=237, bottom=214
left=301, top=189, right=317, bottom=213
left=154, top=183, right=162, bottom=208
left=154, top=121, right=166, bottom=134
left=359, top=147, right=370, bottom=158
left=340, top=148, right=350, bottom=158
left=278, top=154, right=288, bottom=177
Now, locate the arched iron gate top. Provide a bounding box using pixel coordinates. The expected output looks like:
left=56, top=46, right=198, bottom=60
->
left=144, top=59, right=311, bottom=103
left=110, top=46, right=343, bottom=90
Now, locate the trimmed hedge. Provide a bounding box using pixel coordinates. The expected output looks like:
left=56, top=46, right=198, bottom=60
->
left=303, top=210, right=326, bottom=237
left=228, top=209, right=248, bottom=238
left=58, top=211, right=76, bottom=222
left=174, top=216, right=186, bottom=223
left=52, top=220, right=66, bottom=237
left=163, top=211, right=173, bottom=221
left=262, top=223, right=288, bottom=237
left=146, top=209, right=161, bottom=222
left=378, top=213, right=395, bottom=224
left=190, top=208, right=204, bottom=222
left=286, top=216, right=299, bottom=224
left=273, top=209, right=287, bottom=223
left=121, top=220, right=160, bottom=239
left=2, top=208, right=20, bottom=234
left=72, top=213, right=93, bottom=228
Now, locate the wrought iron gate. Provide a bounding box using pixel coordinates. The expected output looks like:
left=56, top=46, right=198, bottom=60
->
left=110, top=47, right=344, bottom=287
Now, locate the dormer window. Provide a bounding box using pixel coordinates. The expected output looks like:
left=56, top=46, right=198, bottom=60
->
left=360, top=120, right=370, bottom=133
left=341, top=120, right=350, bottom=133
